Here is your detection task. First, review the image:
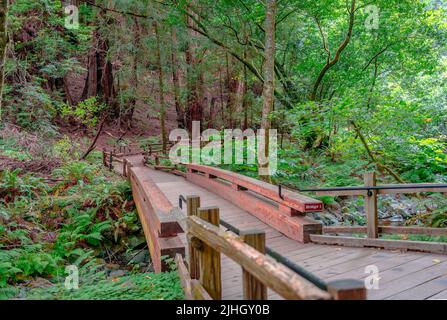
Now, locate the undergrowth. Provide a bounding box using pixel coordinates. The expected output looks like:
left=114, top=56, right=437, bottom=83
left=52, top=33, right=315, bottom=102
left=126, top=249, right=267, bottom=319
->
left=0, top=138, right=183, bottom=300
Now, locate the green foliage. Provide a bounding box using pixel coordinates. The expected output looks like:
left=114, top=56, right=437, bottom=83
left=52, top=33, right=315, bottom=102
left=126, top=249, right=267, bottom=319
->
left=0, top=155, right=153, bottom=298
left=52, top=161, right=98, bottom=183
left=24, top=269, right=184, bottom=300
left=0, top=169, right=47, bottom=203
left=60, top=97, right=106, bottom=128
left=0, top=245, right=62, bottom=288
left=52, top=136, right=82, bottom=161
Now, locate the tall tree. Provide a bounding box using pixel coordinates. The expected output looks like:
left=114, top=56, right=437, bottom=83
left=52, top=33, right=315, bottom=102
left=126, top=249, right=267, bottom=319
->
left=259, top=0, right=276, bottom=180
left=0, top=0, right=9, bottom=121
left=154, top=20, right=168, bottom=153
left=170, top=25, right=185, bottom=129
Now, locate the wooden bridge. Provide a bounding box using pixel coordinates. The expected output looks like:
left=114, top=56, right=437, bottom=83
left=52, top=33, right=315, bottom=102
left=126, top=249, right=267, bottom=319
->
left=103, top=144, right=447, bottom=300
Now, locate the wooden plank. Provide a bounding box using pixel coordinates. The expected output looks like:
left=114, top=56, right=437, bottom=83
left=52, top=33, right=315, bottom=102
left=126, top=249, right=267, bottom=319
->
left=315, top=184, right=447, bottom=197
left=324, top=226, right=447, bottom=236
left=324, top=252, right=424, bottom=282
left=241, top=230, right=268, bottom=300
left=365, top=255, right=446, bottom=286
left=386, top=274, right=447, bottom=300
left=187, top=196, right=201, bottom=280
left=191, top=280, right=213, bottom=300
left=130, top=167, right=184, bottom=237
left=368, top=261, right=447, bottom=300
left=326, top=279, right=366, bottom=300
left=131, top=178, right=184, bottom=272
left=429, top=288, right=447, bottom=300
left=187, top=216, right=331, bottom=300
left=378, top=184, right=447, bottom=194
left=186, top=172, right=322, bottom=243
left=315, top=190, right=366, bottom=197
left=197, top=207, right=222, bottom=300
left=186, top=164, right=323, bottom=213
left=365, top=172, right=378, bottom=238
left=310, top=235, right=447, bottom=254
left=175, top=254, right=193, bottom=300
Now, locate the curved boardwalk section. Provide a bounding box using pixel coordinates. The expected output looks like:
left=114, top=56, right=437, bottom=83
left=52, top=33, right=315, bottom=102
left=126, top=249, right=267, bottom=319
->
left=117, top=156, right=447, bottom=300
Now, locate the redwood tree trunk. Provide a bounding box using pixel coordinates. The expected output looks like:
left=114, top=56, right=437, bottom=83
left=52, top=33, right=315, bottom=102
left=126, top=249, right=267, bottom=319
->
left=154, top=20, right=167, bottom=153
left=259, top=0, right=276, bottom=180
left=185, top=4, right=203, bottom=132
left=170, top=25, right=185, bottom=129
left=0, top=0, right=9, bottom=121
left=82, top=28, right=115, bottom=107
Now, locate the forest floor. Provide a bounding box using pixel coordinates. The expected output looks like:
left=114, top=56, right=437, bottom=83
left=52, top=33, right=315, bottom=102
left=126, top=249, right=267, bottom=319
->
left=0, top=122, right=183, bottom=300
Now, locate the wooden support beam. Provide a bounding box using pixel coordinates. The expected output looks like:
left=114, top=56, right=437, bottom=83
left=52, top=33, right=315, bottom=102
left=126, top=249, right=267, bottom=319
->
left=240, top=230, right=268, bottom=300
left=197, top=207, right=222, bottom=300
left=310, top=234, right=447, bottom=254
left=175, top=254, right=212, bottom=300
left=131, top=177, right=184, bottom=272
left=327, top=279, right=367, bottom=300
left=323, top=225, right=447, bottom=236
left=364, top=172, right=378, bottom=239
left=187, top=195, right=201, bottom=280
left=187, top=216, right=331, bottom=300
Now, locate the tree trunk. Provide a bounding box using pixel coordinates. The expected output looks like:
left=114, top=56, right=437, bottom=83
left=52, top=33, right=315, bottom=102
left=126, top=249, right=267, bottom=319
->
left=259, top=0, right=276, bottom=180
left=185, top=4, right=202, bottom=132
left=124, top=17, right=141, bottom=129
left=154, top=20, right=167, bottom=154
left=0, top=0, right=9, bottom=121
left=82, top=20, right=115, bottom=108
left=170, top=25, right=185, bottom=129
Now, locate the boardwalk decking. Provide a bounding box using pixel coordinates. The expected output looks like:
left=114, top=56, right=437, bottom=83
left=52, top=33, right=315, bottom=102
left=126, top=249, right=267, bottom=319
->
left=121, top=156, right=447, bottom=300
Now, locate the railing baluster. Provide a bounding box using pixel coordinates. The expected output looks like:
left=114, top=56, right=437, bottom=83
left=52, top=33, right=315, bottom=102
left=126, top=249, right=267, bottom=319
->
left=186, top=196, right=201, bottom=280
left=364, top=172, right=378, bottom=238
left=241, top=230, right=267, bottom=300
left=197, top=206, right=222, bottom=300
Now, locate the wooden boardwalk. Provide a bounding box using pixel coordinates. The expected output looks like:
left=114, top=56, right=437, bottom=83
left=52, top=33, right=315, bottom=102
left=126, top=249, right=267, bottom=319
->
left=120, top=156, right=447, bottom=300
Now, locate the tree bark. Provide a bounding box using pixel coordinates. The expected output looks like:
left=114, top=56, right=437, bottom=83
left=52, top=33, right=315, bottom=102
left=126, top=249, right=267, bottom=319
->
left=0, top=0, right=9, bottom=121
left=170, top=25, right=185, bottom=129
left=81, top=8, right=115, bottom=108
left=185, top=4, right=203, bottom=132
left=154, top=20, right=168, bottom=154
left=259, top=0, right=276, bottom=181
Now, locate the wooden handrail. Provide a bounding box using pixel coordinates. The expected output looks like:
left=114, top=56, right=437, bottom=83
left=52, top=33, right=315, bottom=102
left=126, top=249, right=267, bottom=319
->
left=187, top=215, right=332, bottom=300
left=316, top=172, right=447, bottom=240
left=184, top=164, right=323, bottom=243
left=186, top=164, right=323, bottom=214
left=324, top=225, right=447, bottom=236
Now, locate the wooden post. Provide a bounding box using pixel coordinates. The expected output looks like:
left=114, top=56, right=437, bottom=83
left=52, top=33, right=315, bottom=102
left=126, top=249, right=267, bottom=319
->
left=186, top=196, right=201, bottom=280
left=123, top=159, right=127, bottom=177
left=109, top=152, right=113, bottom=171
left=102, top=148, right=107, bottom=166
left=197, top=206, right=222, bottom=300
left=364, top=172, right=378, bottom=238
left=240, top=230, right=267, bottom=300
left=327, top=279, right=367, bottom=300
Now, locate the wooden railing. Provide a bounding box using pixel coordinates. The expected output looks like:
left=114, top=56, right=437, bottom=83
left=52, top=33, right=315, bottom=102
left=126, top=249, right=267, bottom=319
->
left=184, top=164, right=323, bottom=243
left=127, top=164, right=185, bottom=272
left=312, top=172, right=447, bottom=254
left=176, top=195, right=366, bottom=300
